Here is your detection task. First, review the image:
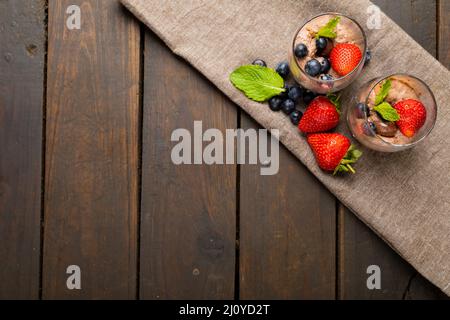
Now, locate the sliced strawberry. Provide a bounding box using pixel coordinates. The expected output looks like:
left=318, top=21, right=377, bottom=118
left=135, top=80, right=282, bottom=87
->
left=298, top=96, right=340, bottom=133
left=307, top=133, right=362, bottom=174
left=393, top=99, right=427, bottom=138
left=329, top=43, right=362, bottom=76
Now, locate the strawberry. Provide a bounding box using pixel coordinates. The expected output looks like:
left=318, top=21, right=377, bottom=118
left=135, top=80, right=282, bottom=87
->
left=393, top=99, right=427, bottom=138
left=298, top=96, right=340, bottom=133
left=307, top=133, right=362, bottom=174
left=329, top=43, right=362, bottom=76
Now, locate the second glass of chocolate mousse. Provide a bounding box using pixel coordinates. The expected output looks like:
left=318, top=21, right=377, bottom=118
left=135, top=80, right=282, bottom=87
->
left=289, top=13, right=367, bottom=94
left=347, top=74, right=437, bottom=152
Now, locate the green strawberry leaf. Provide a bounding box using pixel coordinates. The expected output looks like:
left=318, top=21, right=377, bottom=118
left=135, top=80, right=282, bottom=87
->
left=373, top=102, right=400, bottom=122
left=327, top=93, right=341, bottom=114
left=230, top=65, right=285, bottom=102
left=333, top=144, right=362, bottom=175
left=374, top=79, right=391, bottom=105
left=346, top=145, right=363, bottom=159
left=316, top=16, right=341, bottom=39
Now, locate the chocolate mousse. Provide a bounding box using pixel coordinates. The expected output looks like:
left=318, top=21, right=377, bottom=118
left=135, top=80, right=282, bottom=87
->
left=366, top=77, right=426, bottom=145
left=294, top=14, right=364, bottom=80
left=289, top=13, right=367, bottom=94
left=347, top=74, right=436, bottom=152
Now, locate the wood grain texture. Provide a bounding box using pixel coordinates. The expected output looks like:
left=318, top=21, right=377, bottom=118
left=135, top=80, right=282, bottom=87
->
left=139, top=31, right=236, bottom=299
left=439, top=0, right=450, bottom=67
left=0, top=0, right=45, bottom=299
left=339, top=207, right=447, bottom=299
left=372, top=0, right=437, bottom=55
left=43, top=0, right=139, bottom=299
left=239, top=114, right=336, bottom=299
left=339, top=0, right=445, bottom=299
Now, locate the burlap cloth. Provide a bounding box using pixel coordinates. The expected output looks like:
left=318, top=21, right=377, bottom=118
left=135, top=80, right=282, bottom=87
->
left=121, top=0, right=450, bottom=295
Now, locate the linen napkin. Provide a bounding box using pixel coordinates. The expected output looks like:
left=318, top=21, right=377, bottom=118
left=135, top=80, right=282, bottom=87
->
left=121, top=0, right=450, bottom=295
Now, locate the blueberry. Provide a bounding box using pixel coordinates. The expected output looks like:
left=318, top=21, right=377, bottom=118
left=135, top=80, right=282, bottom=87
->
left=294, top=43, right=308, bottom=58
left=276, top=61, right=290, bottom=78
left=289, top=109, right=303, bottom=125
left=268, top=96, right=283, bottom=111
left=320, top=74, right=333, bottom=81
left=281, top=99, right=296, bottom=114
left=278, top=82, right=290, bottom=98
left=356, top=102, right=370, bottom=118
left=252, top=59, right=267, bottom=67
left=364, top=50, right=372, bottom=65
left=316, top=37, right=328, bottom=54
left=363, top=121, right=377, bottom=136
left=288, top=85, right=303, bottom=102
left=303, top=90, right=317, bottom=105
left=319, top=57, right=331, bottom=74
left=305, top=59, right=321, bottom=77
left=317, top=37, right=334, bottom=56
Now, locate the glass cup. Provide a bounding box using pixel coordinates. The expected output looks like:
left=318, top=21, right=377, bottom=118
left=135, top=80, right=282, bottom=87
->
left=346, top=74, right=437, bottom=152
left=289, top=12, right=367, bottom=94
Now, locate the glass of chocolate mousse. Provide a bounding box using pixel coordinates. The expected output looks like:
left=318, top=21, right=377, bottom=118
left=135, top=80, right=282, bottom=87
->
left=347, top=74, right=437, bottom=152
left=289, top=13, right=367, bottom=94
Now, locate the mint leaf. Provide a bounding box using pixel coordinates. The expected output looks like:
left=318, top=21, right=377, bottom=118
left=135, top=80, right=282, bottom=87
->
left=372, top=80, right=397, bottom=121
left=317, top=29, right=337, bottom=39
left=327, top=93, right=341, bottom=113
left=373, top=102, right=400, bottom=122
left=230, top=65, right=285, bottom=102
left=316, top=17, right=341, bottom=39
left=374, top=79, right=391, bottom=105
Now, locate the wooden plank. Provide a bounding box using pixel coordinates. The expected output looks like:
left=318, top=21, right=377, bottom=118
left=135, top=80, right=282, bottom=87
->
left=339, top=0, right=445, bottom=299
left=0, top=0, right=45, bottom=299
left=239, top=114, right=336, bottom=299
left=439, top=0, right=450, bottom=67
left=43, top=0, right=140, bottom=299
left=373, top=0, right=437, bottom=55
left=139, top=31, right=236, bottom=299
left=339, top=207, right=447, bottom=299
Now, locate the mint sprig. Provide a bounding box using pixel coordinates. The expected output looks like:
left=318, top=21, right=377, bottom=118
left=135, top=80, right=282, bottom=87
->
left=316, top=17, right=341, bottom=39
left=374, top=79, right=391, bottom=105
left=373, top=102, right=400, bottom=122
left=230, top=65, right=285, bottom=102
left=333, top=145, right=362, bottom=175
left=372, top=79, right=400, bottom=121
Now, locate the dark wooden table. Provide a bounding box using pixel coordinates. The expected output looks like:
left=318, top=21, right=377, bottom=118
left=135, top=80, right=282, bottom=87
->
left=1, top=0, right=449, bottom=299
